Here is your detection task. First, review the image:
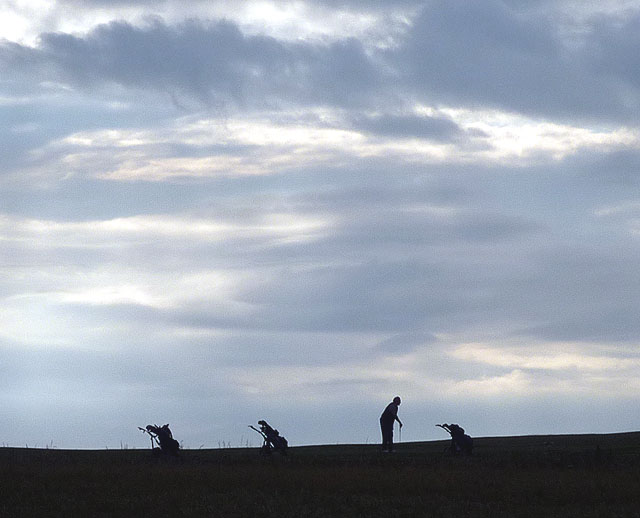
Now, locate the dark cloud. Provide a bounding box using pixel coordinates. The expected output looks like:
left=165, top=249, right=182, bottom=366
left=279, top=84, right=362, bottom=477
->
left=57, top=0, right=421, bottom=9
left=3, top=3, right=640, bottom=123
left=375, top=331, right=439, bottom=353
left=398, top=0, right=640, bottom=123
left=524, top=308, right=640, bottom=343
left=331, top=207, right=539, bottom=246
left=509, top=243, right=640, bottom=342
left=349, top=112, right=465, bottom=140
left=575, top=148, right=640, bottom=186
left=0, top=18, right=381, bottom=110
left=60, top=0, right=163, bottom=5
left=586, top=12, right=640, bottom=93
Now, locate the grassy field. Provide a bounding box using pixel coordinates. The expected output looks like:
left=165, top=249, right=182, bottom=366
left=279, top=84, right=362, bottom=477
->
left=1, top=432, right=640, bottom=517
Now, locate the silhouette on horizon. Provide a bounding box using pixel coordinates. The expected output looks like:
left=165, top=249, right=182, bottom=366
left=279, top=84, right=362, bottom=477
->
left=249, top=420, right=288, bottom=455
left=436, top=423, right=473, bottom=456
left=139, top=424, right=180, bottom=456
left=380, top=396, right=403, bottom=452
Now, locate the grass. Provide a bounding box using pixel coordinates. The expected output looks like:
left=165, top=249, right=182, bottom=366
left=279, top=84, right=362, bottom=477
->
left=1, top=432, right=640, bottom=517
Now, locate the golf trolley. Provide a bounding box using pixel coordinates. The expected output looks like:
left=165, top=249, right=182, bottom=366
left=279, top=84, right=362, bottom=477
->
left=436, top=423, right=473, bottom=456
left=249, top=420, right=288, bottom=455
left=138, top=424, right=180, bottom=456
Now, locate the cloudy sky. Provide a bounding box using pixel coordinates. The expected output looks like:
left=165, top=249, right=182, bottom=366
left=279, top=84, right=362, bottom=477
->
left=2, top=0, right=640, bottom=449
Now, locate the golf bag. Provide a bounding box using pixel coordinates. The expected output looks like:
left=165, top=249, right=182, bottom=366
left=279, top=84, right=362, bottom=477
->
left=436, top=423, right=473, bottom=456
left=139, top=424, right=180, bottom=456
left=249, top=420, right=288, bottom=455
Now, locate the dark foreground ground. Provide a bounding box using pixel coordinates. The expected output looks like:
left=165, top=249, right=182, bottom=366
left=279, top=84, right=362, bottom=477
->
left=2, top=432, right=640, bottom=517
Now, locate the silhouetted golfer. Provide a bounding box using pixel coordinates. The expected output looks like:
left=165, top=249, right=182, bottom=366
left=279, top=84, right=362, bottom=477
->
left=380, top=396, right=403, bottom=452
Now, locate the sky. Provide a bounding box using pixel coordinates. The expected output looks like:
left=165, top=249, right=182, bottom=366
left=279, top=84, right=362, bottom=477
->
left=1, top=0, right=640, bottom=449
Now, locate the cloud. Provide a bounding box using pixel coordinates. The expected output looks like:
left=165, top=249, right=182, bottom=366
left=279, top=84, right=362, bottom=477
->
left=375, top=331, right=439, bottom=354
left=5, top=3, right=640, bottom=126
left=349, top=112, right=466, bottom=141
left=451, top=343, right=640, bottom=372
left=586, top=11, right=640, bottom=96
left=1, top=18, right=382, bottom=110
left=4, top=0, right=640, bottom=448
left=399, top=0, right=640, bottom=123
left=576, top=148, right=640, bottom=186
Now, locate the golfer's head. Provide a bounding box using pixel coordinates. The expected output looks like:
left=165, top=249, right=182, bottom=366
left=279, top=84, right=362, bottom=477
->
left=393, top=396, right=401, bottom=405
